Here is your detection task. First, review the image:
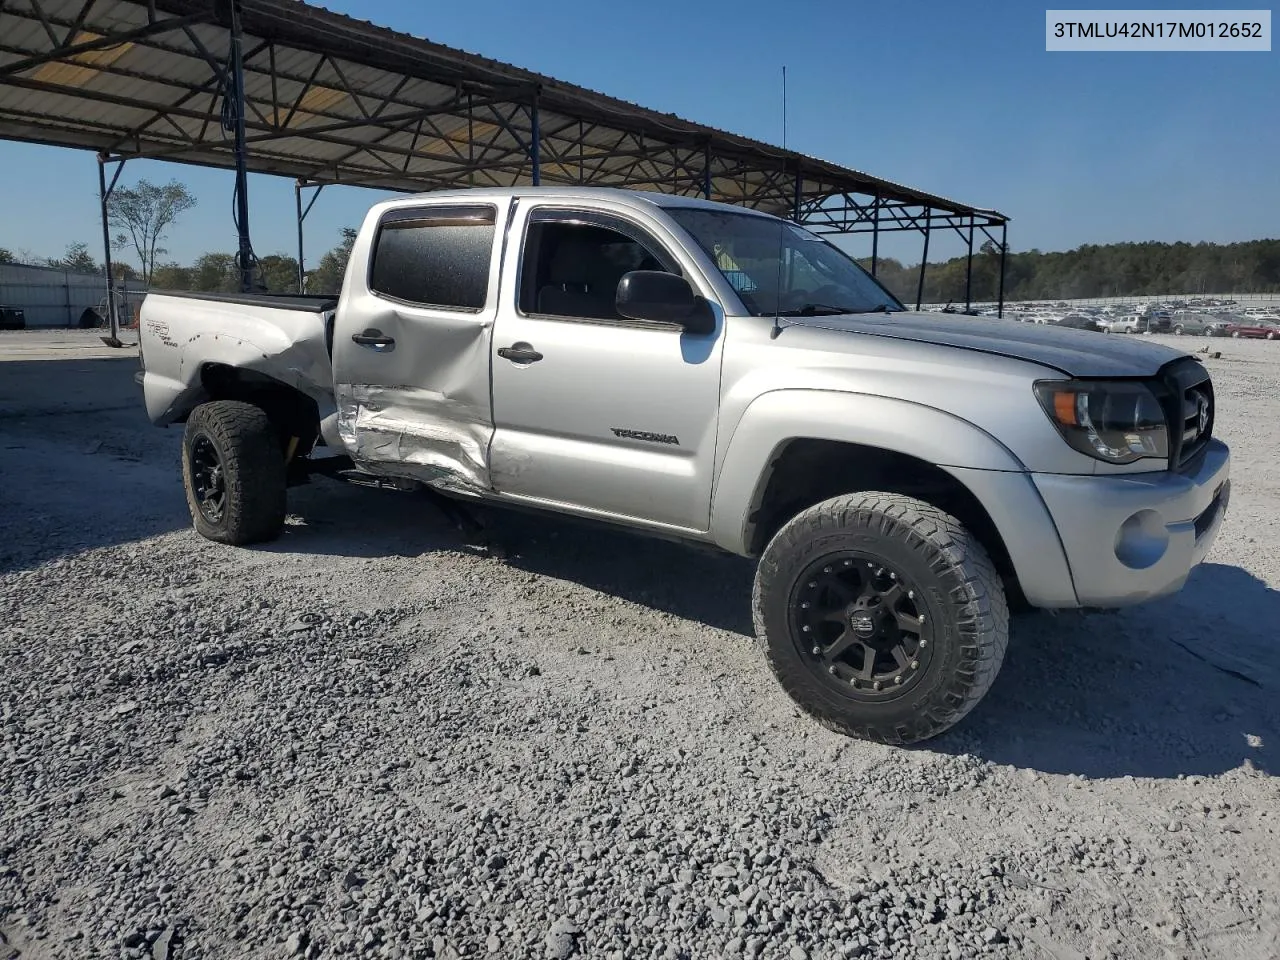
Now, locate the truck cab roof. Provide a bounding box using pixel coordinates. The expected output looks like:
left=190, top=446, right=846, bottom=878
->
left=371, top=186, right=778, bottom=218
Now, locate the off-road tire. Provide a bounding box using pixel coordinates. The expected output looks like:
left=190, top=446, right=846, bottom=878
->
left=181, top=401, right=287, bottom=545
left=752, top=492, right=1009, bottom=745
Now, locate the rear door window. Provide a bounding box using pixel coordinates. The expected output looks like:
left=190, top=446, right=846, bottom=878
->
left=369, top=205, right=496, bottom=310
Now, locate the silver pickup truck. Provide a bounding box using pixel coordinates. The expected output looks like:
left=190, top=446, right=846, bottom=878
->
left=138, top=187, right=1231, bottom=745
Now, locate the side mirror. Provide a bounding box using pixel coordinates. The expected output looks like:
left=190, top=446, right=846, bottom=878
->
left=616, top=271, right=715, bottom=335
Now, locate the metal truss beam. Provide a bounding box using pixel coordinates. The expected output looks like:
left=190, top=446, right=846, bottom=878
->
left=0, top=0, right=1009, bottom=268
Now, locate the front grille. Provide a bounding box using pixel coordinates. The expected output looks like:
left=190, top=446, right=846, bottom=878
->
left=1159, top=359, right=1214, bottom=469
left=1179, top=382, right=1213, bottom=465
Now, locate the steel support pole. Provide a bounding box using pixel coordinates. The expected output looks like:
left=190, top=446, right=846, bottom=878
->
left=228, top=0, right=254, bottom=292
left=529, top=91, right=540, bottom=186
left=97, top=153, right=124, bottom=347
left=295, top=180, right=304, bottom=293
left=702, top=143, right=712, bottom=200
left=870, top=193, right=881, bottom=276
left=964, top=216, right=975, bottom=312
left=915, top=209, right=931, bottom=310
left=997, top=222, right=1008, bottom=318
left=293, top=181, right=324, bottom=293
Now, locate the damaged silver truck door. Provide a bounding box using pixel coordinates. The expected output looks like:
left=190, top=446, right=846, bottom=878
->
left=331, top=201, right=508, bottom=494
left=488, top=203, right=727, bottom=532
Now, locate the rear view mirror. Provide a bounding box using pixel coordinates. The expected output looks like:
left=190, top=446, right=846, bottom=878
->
left=616, top=271, right=715, bottom=334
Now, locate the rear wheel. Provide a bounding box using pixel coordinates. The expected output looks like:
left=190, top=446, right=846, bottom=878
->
left=182, top=401, right=287, bottom=545
left=1173, top=325, right=1184, bottom=335
left=753, top=492, right=1008, bottom=745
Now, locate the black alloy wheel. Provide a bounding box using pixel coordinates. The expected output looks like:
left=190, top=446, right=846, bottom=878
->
left=790, top=554, right=933, bottom=700
left=188, top=433, right=227, bottom=524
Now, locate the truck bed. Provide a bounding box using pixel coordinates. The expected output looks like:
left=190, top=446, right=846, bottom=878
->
left=138, top=289, right=338, bottom=430
left=148, top=290, right=339, bottom=313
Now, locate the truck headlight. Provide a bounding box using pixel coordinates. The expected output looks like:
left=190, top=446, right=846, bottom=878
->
left=1034, top=380, right=1168, bottom=464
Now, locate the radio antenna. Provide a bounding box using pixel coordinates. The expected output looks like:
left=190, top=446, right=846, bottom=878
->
left=781, top=65, right=788, bottom=150
left=770, top=64, right=788, bottom=340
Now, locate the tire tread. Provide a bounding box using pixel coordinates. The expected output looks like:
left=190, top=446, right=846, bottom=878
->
left=182, top=400, right=286, bottom=545
left=752, top=491, right=1009, bottom=745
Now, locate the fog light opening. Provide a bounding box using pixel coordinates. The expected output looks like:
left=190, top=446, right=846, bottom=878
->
left=1114, top=509, right=1169, bottom=570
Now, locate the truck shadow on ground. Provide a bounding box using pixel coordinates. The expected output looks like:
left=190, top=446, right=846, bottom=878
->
left=935, top=562, right=1277, bottom=780
left=277, top=480, right=758, bottom=634
left=0, top=358, right=190, bottom=575
left=277, top=484, right=1276, bottom=781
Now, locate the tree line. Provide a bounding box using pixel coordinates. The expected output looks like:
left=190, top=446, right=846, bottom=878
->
left=4, top=175, right=1278, bottom=302
left=862, top=238, right=1280, bottom=304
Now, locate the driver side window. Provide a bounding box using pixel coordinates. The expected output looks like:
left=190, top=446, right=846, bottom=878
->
left=519, top=215, right=678, bottom=322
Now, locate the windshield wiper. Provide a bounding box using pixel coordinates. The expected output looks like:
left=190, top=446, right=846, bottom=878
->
left=847, top=304, right=899, bottom=314
left=774, top=302, right=857, bottom=317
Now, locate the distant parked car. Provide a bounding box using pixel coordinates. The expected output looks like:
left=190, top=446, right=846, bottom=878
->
left=0, top=306, right=26, bottom=330
left=1226, top=319, right=1280, bottom=339
left=1053, top=313, right=1103, bottom=332
left=1099, top=314, right=1142, bottom=334
left=1170, top=312, right=1225, bottom=336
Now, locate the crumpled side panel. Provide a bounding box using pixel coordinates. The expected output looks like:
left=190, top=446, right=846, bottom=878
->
left=336, top=383, right=491, bottom=492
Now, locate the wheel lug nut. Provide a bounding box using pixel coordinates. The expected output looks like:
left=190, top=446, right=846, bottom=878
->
left=800, top=601, right=809, bottom=609
left=822, top=566, right=832, bottom=573
left=894, top=675, right=903, bottom=685
left=812, top=646, right=821, bottom=655
left=828, top=666, right=838, bottom=676
left=911, top=660, right=919, bottom=669
left=919, top=615, right=925, bottom=623
left=802, top=625, right=811, bottom=633
left=919, top=639, right=928, bottom=648
left=907, top=590, right=914, bottom=599
left=843, top=560, right=853, bottom=567
left=808, top=581, right=817, bottom=588
left=872, top=681, right=882, bottom=691
left=889, top=572, right=897, bottom=580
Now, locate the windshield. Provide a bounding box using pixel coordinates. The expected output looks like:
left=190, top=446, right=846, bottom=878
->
left=666, top=208, right=904, bottom=317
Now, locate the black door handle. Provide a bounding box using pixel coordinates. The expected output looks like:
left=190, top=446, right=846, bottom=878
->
left=352, top=328, right=395, bottom=349
left=497, top=342, right=543, bottom=364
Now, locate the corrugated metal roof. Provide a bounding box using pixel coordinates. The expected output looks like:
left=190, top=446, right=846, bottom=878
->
left=0, top=0, right=1007, bottom=226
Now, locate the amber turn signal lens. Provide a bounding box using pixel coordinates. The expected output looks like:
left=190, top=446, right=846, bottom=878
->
left=1052, top=390, right=1078, bottom=426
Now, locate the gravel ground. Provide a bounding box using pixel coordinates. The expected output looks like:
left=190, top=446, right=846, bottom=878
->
left=1, top=330, right=1277, bottom=960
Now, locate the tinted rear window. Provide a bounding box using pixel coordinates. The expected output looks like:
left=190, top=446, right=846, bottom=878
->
left=370, top=205, right=496, bottom=310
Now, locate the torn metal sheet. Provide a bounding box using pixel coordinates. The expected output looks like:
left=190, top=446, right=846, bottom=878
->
left=336, top=383, right=492, bottom=493
left=331, top=272, right=499, bottom=493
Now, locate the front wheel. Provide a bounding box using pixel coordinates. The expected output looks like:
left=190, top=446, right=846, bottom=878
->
left=1173, top=325, right=1184, bottom=335
left=1233, top=331, right=1242, bottom=338
left=182, top=401, right=287, bottom=545
left=1268, top=332, right=1277, bottom=341
left=753, top=492, right=1009, bottom=745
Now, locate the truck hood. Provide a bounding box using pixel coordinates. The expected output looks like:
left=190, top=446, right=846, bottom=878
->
left=791, top=311, right=1188, bottom=377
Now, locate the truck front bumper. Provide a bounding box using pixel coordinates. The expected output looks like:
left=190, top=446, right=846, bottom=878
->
left=1031, top=439, right=1231, bottom=607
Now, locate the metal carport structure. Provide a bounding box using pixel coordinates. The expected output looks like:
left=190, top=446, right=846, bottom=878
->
left=0, top=0, right=1010, bottom=340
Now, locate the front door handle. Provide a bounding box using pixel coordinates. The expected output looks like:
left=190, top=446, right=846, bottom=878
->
left=352, top=328, right=395, bottom=350
left=497, top=342, right=543, bottom=364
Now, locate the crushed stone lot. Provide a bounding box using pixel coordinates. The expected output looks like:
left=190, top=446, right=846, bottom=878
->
left=1, top=329, right=1277, bottom=960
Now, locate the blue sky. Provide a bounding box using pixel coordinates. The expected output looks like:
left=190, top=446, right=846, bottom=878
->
left=1, top=0, right=1276, bottom=270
